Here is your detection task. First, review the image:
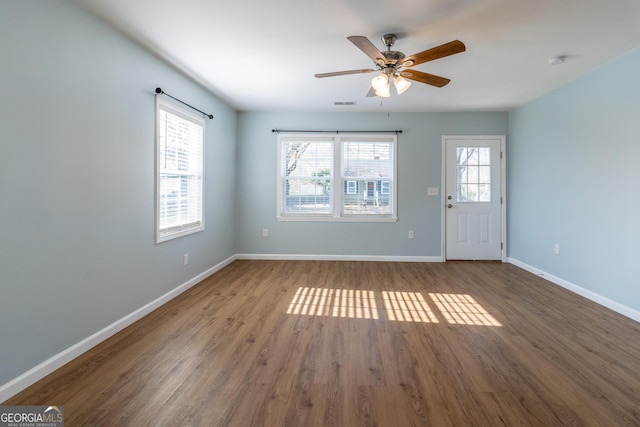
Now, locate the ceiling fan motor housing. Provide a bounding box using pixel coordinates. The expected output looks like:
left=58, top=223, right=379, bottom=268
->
left=382, top=50, right=405, bottom=65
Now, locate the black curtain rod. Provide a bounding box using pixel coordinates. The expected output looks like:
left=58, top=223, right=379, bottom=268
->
left=155, top=88, right=214, bottom=119
left=272, top=129, right=402, bottom=134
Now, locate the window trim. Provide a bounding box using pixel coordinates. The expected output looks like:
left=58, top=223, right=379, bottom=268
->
left=276, top=133, right=397, bottom=223
left=155, top=97, right=205, bottom=243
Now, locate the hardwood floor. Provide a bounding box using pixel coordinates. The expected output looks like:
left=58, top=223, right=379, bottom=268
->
left=5, top=260, right=640, bottom=426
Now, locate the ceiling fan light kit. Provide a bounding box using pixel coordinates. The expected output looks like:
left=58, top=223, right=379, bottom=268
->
left=371, top=73, right=390, bottom=97
left=315, top=33, right=466, bottom=97
left=371, top=73, right=412, bottom=97
left=393, top=75, right=411, bottom=94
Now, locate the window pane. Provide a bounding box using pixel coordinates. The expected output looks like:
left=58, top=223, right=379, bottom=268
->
left=479, top=184, right=491, bottom=201
left=457, top=166, right=467, bottom=183
left=467, top=184, right=478, bottom=202
left=283, top=141, right=332, bottom=215
left=284, top=178, right=331, bottom=214
left=479, top=147, right=491, bottom=165
left=479, top=166, right=491, bottom=184
left=342, top=141, right=393, bottom=215
left=285, top=142, right=332, bottom=177
left=159, top=175, right=179, bottom=226
left=467, top=166, right=478, bottom=184
left=467, top=148, right=479, bottom=165
left=457, top=148, right=468, bottom=166
left=457, top=184, right=467, bottom=202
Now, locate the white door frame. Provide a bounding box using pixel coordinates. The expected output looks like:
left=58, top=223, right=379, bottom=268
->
left=441, top=135, right=507, bottom=262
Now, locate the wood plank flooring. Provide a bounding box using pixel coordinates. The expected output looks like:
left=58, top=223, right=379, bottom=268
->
left=5, top=260, right=640, bottom=426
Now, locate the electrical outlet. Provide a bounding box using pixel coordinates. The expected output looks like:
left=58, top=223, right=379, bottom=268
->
left=554, top=243, right=560, bottom=255
left=183, top=253, right=189, bottom=266
left=262, top=228, right=269, bottom=238
left=408, top=230, right=415, bottom=239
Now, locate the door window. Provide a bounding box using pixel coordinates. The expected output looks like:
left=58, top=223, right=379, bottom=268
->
left=456, top=147, right=491, bottom=202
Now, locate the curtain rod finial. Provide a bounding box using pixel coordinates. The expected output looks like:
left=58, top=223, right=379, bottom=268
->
left=155, top=87, right=163, bottom=94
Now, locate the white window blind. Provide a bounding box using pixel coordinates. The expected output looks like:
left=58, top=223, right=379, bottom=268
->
left=156, top=98, right=204, bottom=242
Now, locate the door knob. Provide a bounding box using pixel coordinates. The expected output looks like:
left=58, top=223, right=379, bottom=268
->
left=447, top=204, right=453, bottom=208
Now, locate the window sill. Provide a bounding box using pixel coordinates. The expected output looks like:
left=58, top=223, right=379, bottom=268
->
left=156, top=225, right=204, bottom=243
left=277, top=216, right=398, bottom=223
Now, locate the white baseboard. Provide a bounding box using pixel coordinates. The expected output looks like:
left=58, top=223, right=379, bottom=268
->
left=236, top=253, right=443, bottom=262
left=507, top=257, right=640, bottom=323
left=0, top=254, right=237, bottom=403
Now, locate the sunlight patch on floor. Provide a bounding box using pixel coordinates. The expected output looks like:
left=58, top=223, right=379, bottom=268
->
left=286, top=287, right=501, bottom=326
left=429, top=293, right=502, bottom=326
left=382, top=291, right=439, bottom=323
left=286, top=287, right=378, bottom=319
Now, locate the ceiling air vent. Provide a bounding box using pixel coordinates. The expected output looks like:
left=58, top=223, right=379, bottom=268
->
left=334, top=101, right=356, bottom=106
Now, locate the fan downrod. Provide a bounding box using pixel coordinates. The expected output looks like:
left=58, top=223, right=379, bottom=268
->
left=380, top=34, right=405, bottom=65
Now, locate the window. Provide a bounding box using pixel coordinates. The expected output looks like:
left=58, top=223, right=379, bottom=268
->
left=456, top=147, right=491, bottom=202
left=277, top=134, right=397, bottom=222
left=380, top=181, right=390, bottom=194
left=346, top=180, right=358, bottom=194
left=156, top=97, right=204, bottom=242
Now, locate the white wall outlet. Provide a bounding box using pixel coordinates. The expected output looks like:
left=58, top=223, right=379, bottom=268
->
left=183, top=253, right=189, bottom=266
left=554, top=243, right=560, bottom=255
left=262, top=228, right=269, bottom=237
left=408, top=230, right=415, bottom=239
left=427, top=187, right=439, bottom=196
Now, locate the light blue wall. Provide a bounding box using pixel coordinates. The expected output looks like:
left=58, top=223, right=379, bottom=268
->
left=0, top=1, right=237, bottom=385
left=236, top=112, right=508, bottom=256
left=508, top=49, right=640, bottom=312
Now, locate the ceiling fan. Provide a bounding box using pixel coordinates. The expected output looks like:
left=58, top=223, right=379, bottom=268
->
left=315, top=34, right=466, bottom=97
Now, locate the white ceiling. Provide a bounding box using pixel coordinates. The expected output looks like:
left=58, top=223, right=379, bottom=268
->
left=75, top=0, right=640, bottom=112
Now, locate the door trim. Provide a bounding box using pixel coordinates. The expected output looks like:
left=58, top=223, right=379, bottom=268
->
left=441, top=135, right=507, bottom=262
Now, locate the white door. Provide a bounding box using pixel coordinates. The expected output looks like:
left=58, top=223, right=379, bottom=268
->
left=444, top=136, right=504, bottom=260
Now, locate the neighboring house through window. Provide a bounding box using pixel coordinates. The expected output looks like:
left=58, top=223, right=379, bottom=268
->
left=156, top=97, right=205, bottom=242
left=277, top=133, right=397, bottom=222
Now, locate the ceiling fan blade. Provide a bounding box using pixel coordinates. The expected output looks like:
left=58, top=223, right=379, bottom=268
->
left=400, top=70, right=451, bottom=87
left=401, top=40, right=466, bottom=67
left=315, top=69, right=375, bottom=78
left=347, top=36, right=387, bottom=65
left=365, top=86, right=377, bottom=97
